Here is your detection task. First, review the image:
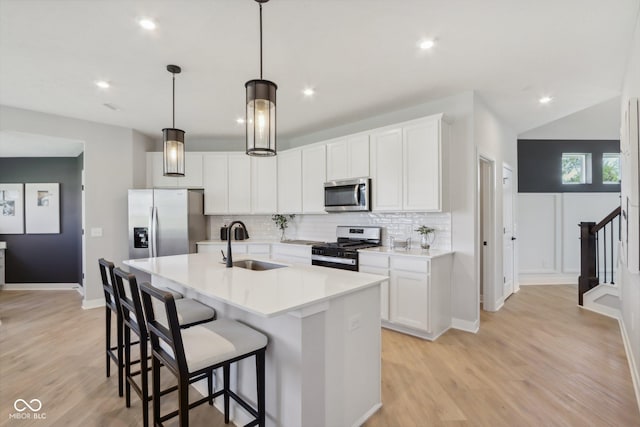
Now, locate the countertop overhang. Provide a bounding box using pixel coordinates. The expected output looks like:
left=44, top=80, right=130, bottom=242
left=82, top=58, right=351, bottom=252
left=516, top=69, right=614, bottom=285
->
left=124, top=253, right=387, bottom=318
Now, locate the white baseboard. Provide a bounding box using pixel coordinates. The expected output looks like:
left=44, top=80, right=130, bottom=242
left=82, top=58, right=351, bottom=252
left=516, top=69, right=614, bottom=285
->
left=519, top=274, right=577, bottom=285
left=619, top=317, right=640, bottom=413
left=2, top=283, right=80, bottom=291
left=82, top=298, right=105, bottom=310
left=451, top=317, right=479, bottom=333
left=351, top=402, right=382, bottom=427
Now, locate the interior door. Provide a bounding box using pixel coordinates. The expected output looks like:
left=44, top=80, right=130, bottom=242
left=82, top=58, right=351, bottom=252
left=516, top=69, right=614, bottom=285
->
left=503, top=165, right=515, bottom=298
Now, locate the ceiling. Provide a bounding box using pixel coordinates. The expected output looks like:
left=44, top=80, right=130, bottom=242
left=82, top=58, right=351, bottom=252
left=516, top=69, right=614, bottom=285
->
left=0, top=131, right=83, bottom=157
left=0, top=0, right=638, bottom=144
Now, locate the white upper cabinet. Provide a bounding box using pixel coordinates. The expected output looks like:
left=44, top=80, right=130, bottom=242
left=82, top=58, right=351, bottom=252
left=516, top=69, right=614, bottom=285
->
left=251, top=156, right=278, bottom=214
left=147, top=152, right=204, bottom=188
left=369, top=114, right=448, bottom=212
left=302, top=144, right=327, bottom=214
left=228, top=153, right=252, bottom=214
left=203, top=153, right=229, bottom=214
left=370, top=128, right=403, bottom=211
left=277, top=149, right=303, bottom=214
left=326, top=134, right=370, bottom=181
left=403, top=119, right=440, bottom=211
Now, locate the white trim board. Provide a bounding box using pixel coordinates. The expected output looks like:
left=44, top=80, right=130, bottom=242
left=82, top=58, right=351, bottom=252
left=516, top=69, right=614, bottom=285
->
left=82, top=298, right=105, bottom=310
left=451, top=318, right=479, bottom=333
left=619, top=317, right=640, bottom=413
left=519, top=274, right=577, bottom=285
left=1, top=283, right=79, bottom=290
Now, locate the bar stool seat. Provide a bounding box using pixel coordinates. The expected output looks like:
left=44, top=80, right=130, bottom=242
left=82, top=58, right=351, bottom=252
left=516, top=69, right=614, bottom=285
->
left=169, top=319, right=268, bottom=372
left=159, top=299, right=218, bottom=328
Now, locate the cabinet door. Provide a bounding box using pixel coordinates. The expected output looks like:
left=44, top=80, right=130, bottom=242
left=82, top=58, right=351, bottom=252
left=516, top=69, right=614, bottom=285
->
left=228, top=154, right=252, bottom=214
left=302, top=145, right=327, bottom=213
left=326, top=138, right=349, bottom=181
left=403, top=119, right=440, bottom=211
left=347, top=134, right=370, bottom=178
left=176, top=153, right=204, bottom=188
left=370, top=128, right=403, bottom=211
left=147, top=152, right=178, bottom=188
left=360, top=265, right=390, bottom=321
left=203, top=154, right=228, bottom=214
left=277, top=149, right=303, bottom=214
left=390, top=269, right=429, bottom=331
left=251, top=156, right=278, bottom=213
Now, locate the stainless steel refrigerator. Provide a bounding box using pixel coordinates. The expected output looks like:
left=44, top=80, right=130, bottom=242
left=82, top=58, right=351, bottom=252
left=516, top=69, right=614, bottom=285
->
left=128, top=189, right=206, bottom=259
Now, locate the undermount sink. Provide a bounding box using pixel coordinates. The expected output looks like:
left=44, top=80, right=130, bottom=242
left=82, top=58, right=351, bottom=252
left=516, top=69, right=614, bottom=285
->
left=232, top=259, right=287, bottom=271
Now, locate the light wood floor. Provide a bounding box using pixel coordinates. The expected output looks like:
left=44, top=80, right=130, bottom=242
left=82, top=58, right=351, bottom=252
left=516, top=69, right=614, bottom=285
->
left=1, top=285, right=638, bottom=427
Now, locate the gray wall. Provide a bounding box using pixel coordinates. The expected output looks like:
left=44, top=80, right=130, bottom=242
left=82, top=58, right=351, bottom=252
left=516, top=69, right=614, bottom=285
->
left=518, top=139, right=621, bottom=192
left=0, top=156, right=82, bottom=283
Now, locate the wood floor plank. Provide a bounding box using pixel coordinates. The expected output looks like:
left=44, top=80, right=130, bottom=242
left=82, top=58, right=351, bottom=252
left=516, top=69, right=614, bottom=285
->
left=1, top=285, right=638, bottom=426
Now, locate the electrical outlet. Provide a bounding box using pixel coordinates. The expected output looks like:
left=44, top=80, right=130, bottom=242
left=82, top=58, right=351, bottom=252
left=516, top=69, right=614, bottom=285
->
left=348, top=314, right=361, bottom=331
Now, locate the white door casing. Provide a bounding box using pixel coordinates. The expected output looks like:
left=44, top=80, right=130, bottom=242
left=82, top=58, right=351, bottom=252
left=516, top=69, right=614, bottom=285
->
left=502, top=165, right=515, bottom=299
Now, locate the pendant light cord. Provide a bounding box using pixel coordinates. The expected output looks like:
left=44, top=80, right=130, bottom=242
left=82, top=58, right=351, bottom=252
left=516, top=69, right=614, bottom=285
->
left=172, top=73, right=176, bottom=128
left=259, top=3, right=263, bottom=79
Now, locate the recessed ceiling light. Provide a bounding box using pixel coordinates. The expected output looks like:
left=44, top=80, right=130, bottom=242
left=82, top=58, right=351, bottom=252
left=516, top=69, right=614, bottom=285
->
left=419, top=39, right=435, bottom=50
left=539, top=96, right=553, bottom=104
left=303, top=88, right=315, bottom=97
left=138, top=18, right=157, bottom=30
left=236, top=118, right=245, bottom=124
left=95, top=80, right=110, bottom=89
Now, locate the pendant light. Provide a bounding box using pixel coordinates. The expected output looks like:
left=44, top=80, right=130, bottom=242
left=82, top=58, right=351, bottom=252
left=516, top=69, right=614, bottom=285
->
left=245, top=0, right=277, bottom=157
left=163, top=64, right=185, bottom=176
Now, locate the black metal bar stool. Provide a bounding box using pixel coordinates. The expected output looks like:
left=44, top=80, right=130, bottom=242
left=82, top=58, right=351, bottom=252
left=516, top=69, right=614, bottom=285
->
left=113, top=268, right=216, bottom=427
left=98, top=258, right=125, bottom=397
left=139, top=282, right=267, bottom=427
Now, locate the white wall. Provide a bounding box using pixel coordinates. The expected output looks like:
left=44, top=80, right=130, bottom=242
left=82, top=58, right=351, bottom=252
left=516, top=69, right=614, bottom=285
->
left=619, top=9, right=640, bottom=408
left=473, top=95, right=518, bottom=312
left=518, top=193, right=620, bottom=284
left=519, top=97, right=621, bottom=140
left=0, top=105, right=148, bottom=306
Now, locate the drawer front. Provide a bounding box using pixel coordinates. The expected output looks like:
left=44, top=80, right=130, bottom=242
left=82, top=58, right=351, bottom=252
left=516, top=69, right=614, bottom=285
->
left=359, top=252, right=389, bottom=268
left=390, top=256, right=429, bottom=274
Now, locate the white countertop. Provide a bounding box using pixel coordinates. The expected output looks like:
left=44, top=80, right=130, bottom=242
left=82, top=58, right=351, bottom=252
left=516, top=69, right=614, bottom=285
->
left=124, top=253, right=387, bottom=318
left=358, top=247, right=454, bottom=259
left=197, top=239, right=273, bottom=245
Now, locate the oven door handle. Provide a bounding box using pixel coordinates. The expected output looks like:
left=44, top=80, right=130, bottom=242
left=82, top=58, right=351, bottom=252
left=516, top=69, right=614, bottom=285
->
left=311, top=255, right=356, bottom=265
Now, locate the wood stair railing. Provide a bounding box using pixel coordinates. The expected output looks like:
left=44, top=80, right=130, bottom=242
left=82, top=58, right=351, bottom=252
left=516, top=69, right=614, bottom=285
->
left=578, top=206, right=621, bottom=305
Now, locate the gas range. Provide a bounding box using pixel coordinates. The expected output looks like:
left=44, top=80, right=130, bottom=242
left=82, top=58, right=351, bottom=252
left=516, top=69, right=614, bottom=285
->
left=311, top=226, right=382, bottom=271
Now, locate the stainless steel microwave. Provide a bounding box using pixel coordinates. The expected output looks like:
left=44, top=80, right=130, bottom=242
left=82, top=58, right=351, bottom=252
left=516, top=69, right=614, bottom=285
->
left=324, top=178, right=371, bottom=212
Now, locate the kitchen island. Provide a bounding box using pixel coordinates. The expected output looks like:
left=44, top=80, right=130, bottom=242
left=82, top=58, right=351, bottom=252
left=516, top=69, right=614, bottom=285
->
left=124, top=252, right=387, bottom=427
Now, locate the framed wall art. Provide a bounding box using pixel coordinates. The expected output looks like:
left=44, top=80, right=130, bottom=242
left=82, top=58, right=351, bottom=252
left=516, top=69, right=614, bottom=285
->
left=0, top=183, right=24, bottom=234
left=25, top=183, right=60, bottom=234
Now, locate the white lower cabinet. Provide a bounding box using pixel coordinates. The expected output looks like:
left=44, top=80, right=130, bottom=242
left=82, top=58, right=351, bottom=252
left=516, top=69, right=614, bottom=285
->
left=359, top=252, right=390, bottom=321
left=271, top=243, right=311, bottom=265
left=361, top=251, right=452, bottom=340
left=197, top=242, right=271, bottom=258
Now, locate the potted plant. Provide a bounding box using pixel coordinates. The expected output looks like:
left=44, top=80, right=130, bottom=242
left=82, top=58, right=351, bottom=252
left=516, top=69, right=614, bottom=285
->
left=415, top=225, right=435, bottom=249
left=272, top=214, right=295, bottom=241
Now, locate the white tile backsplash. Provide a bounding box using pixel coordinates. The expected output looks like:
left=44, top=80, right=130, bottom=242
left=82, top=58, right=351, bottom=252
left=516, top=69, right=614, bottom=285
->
left=208, top=211, right=451, bottom=250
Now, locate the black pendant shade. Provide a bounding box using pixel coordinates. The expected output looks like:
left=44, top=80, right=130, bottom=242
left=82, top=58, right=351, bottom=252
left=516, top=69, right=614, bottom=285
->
left=162, top=128, right=185, bottom=176
left=246, top=0, right=277, bottom=157
left=246, top=79, right=277, bottom=156
left=163, top=64, right=185, bottom=177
